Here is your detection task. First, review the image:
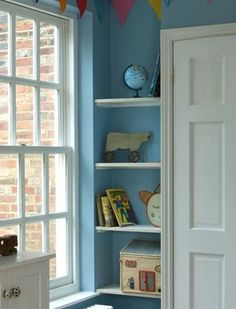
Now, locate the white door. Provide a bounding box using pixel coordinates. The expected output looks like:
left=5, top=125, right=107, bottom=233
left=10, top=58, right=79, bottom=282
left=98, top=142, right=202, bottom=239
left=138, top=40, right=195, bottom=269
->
left=174, top=33, right=236, bottom=309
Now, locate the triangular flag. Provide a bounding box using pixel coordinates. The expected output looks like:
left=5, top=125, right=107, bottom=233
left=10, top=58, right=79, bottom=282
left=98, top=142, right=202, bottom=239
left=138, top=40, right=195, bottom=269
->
left=164, top=0, right=171, bottom=7
left=112, top=0, right=135, bottom=25
left=149, top=0, right=162, bottom=20
left=76, top=0, right=88, bottom=17
left=93, top=0, right=105, bottom=22
left=58, top=0, right=67, bottom=12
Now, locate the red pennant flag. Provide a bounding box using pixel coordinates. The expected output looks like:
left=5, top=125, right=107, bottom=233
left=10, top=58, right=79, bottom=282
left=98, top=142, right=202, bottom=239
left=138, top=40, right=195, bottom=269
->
left=76, top=0, right=87, bottom=17
left=58, top=0, right=67, bottom=13
left=112, top=0, right=136, bottom=25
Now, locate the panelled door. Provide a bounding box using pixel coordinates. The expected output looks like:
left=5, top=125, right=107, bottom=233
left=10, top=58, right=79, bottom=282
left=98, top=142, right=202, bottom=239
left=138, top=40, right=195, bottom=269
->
left=174, top=32, right=236, bottom=309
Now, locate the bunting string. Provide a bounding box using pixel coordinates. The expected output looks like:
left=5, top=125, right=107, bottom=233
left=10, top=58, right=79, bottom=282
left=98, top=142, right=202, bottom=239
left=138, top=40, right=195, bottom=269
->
left=32, top=0, right=211, bottom=24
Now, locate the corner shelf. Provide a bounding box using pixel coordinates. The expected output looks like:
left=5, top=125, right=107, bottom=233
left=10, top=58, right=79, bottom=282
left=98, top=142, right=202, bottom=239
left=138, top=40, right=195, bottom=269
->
left=96, top=225, right=161, bottom=233
left=95, top=162, right=161, bottom=170
left=95, top=97, right=161, bottom=108
left=96, top=284, right=161, bottom=299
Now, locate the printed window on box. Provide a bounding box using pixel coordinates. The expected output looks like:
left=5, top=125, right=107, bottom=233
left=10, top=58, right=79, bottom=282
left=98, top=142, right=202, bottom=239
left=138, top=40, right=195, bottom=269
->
left=0, top=2, right=76, bottom=294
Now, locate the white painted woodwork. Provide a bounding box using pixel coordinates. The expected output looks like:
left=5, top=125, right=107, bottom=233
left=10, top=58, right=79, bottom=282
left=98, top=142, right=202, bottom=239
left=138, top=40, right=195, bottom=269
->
left=95, top=162, right=161, bottom=170
left=95, top=97, right=160, bottom=108
left=96, top=224, right=161, bottom=233
left=0, top=252, right=53, bottom=309
left=173, top=31, right=236, bottom=309
left=96, top=284, right=161, bottom=299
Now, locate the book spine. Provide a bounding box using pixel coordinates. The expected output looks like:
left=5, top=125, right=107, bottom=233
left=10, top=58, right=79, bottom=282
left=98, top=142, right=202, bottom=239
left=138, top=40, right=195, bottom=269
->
left=96, top=193, right=105, bottom=227
left=147, top=52, right=160, bottom=97
left=101, top=196, right=116, bottom=227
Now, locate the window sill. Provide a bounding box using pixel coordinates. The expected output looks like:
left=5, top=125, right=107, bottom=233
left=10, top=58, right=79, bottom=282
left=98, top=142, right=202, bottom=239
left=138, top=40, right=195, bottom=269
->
left=50, top=292, right=99, bottom=309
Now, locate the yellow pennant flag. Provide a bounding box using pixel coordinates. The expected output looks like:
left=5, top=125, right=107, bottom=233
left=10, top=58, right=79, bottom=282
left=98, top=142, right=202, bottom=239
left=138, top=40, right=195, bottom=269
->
left=58, top=0, right=67, bottom=12
left=149, top=0, right=162, bottom=20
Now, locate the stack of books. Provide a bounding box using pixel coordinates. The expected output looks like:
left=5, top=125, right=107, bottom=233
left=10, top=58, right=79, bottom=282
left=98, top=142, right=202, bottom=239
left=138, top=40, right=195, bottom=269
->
left=96, top=188, right=137, bottom=227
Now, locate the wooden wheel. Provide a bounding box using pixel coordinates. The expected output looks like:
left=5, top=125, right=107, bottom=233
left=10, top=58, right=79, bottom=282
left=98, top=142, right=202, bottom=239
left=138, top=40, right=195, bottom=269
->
left=129, top=151, right=140, bottom=162
left=103, top=151, right=115, bottom=162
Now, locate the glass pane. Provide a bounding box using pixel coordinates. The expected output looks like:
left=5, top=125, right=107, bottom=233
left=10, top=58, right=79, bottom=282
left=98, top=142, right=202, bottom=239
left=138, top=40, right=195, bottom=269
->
left=49, top=218, right=67, bottom=279
left=40, top=23, right=57, bottom=82
left=0, top=83, right=9, bottom=144
left=16, top=16, right=34, bottom=79
left=40, top=88, right=57, bottom=146
left=25, top=154, right=42, bottom=216
left=0, top=11, right=9, bottom=75
left=0, top=155, right=18, bottom=219
left=0, top=225, right=18, bottom=237
left=16, top=85, right=34, bottom=145
left=25, top=221, right=43, bottom=252
left=49, top=154, right=66, bottom=213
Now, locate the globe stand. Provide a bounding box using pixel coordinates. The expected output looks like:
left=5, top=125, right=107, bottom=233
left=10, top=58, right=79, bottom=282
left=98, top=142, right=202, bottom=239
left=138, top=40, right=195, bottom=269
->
left=133, top=88, right=141, bottom=97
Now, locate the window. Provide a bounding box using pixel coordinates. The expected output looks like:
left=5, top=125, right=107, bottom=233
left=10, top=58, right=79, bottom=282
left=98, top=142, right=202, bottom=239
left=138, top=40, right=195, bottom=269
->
left=0, top=1, right=77, bottom=297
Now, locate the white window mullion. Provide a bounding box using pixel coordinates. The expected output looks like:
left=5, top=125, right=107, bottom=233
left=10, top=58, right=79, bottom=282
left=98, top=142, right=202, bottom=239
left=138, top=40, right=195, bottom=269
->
left=18, top=153, right=25, bottom=250
left=57, top=24, right=63, bottom=146
left=9, top=12, right=16, bottom=145
left=43, top=154, right=49, bottom=252
left=34, top=20, right=40, bottom=145
left=66, top=153, right=73, bottom=282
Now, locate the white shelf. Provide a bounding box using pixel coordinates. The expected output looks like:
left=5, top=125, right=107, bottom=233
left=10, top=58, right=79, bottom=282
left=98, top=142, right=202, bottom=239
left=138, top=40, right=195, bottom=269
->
left=95, top=97, right=161, bottom=108
left=95, top=162, right=161, bottom=170
left=96, top=225, right=161, bottom=233
left=96, top=284, right=161, bottom=299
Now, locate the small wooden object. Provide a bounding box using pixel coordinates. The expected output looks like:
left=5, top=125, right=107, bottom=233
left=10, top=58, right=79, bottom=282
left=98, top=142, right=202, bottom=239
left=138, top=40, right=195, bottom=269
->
left=0, top=234, right=18, bottom=256
left=104, top=131, right=152, bottom=163
left=139, top=184, right=161, bottom=227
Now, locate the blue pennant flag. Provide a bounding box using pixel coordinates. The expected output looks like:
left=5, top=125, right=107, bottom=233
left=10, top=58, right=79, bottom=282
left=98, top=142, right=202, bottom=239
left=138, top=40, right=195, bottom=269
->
left=164, top=0, right=171, bottom=7
left=93, top=0, right=105, bottom=22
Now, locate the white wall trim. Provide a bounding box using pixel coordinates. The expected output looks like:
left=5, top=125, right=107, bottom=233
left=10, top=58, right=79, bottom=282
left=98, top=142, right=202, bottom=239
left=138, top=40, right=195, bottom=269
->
left=1, top=0, right=79, bottom=18
left=161, top=22, right=236, bottom=309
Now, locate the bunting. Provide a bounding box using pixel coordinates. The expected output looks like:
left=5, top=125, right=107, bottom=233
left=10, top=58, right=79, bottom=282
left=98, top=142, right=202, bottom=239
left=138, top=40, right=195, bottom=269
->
left=148, top=0, right=162, bottom=20
left=76, top=0, right=88, bottom=17
left=58, top=0, right=67, bottom=13
left=93, top=0, right=105, bottom=22
left=164, top=0, right=171, bottom=7
left=33, top=0, right=213, bottom=23
left=112, top=0, right=135, bottom=25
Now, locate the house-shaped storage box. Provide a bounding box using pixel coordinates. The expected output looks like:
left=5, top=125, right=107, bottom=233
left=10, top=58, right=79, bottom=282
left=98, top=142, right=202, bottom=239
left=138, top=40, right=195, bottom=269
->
left=120, top=239, right=161, bottom=295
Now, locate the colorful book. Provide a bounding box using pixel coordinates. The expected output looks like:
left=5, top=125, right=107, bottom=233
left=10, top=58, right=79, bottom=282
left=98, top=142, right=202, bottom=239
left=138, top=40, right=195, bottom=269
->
left=101, top=195, right=117, bottom=227
left=106, top=188, right=137, bottom=226
left=96, top=192, right=105, bottom=227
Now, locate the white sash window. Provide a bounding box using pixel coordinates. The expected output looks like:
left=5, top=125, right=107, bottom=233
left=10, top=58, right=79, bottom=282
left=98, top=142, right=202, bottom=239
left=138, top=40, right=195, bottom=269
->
left=0, top=1, right=77, bottom=298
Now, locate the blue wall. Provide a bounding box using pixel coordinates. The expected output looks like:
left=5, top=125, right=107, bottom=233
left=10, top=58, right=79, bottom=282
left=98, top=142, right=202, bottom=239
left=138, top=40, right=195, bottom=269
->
left=162, top=0, right=236, bottom=29
left=78, top=1, right=236, bottom=309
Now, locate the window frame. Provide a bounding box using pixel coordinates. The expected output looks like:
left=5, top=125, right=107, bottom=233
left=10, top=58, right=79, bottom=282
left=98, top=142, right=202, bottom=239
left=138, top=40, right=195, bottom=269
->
left=0, top=0, right=79, bottom=300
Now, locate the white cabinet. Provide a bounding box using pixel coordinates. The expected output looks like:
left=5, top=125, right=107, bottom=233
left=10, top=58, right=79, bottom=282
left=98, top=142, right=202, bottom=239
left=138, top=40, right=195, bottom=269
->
left=0, top=252, right=53, bottom=309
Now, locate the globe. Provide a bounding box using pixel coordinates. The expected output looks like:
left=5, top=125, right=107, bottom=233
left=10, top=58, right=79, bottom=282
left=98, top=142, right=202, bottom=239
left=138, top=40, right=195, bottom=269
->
left=123, top=64, right=148, bottom=97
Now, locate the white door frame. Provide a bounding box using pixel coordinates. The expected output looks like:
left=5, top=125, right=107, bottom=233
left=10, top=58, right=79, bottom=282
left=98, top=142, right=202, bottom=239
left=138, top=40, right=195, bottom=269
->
left=161, top=22, right=236, bottom=309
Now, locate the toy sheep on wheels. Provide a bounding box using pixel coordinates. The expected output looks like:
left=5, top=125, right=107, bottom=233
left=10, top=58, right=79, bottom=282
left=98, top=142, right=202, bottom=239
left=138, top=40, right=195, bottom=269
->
left=103, top=131, right=152, bottom=163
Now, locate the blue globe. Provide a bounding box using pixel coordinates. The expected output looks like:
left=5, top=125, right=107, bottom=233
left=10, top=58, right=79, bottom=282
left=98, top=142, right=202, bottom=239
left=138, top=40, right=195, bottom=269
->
left=123, top=64, right=148, bottom=96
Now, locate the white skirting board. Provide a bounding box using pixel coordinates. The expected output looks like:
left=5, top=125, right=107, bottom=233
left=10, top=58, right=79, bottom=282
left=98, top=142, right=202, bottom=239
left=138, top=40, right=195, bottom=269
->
left=84, top=305, right=113, bottom=309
